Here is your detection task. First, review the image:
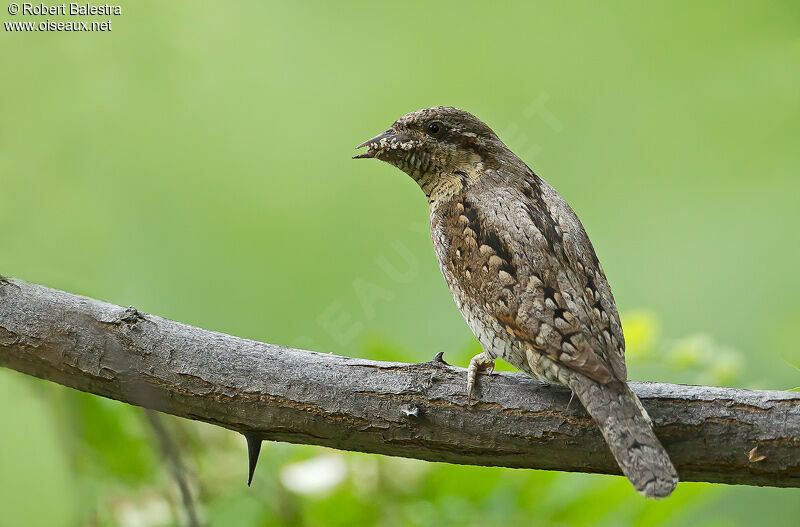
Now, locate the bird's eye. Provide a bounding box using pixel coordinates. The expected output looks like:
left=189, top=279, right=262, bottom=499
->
left=426, top=121, right=443, bottom=136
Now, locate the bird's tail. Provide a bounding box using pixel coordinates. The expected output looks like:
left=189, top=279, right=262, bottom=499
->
left=569, top=375, right=678, bottom=498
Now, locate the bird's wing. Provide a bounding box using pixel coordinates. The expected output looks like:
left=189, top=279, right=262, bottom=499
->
left=434, top=176, right=626, bottom=383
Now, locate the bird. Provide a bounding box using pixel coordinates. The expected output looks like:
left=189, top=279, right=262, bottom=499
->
left=353, top=106, right=678, bottom=498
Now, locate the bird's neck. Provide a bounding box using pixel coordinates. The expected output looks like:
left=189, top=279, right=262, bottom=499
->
left=421, top=164, right=484, bottom=214
left=402, top=147, right=486, bottom=211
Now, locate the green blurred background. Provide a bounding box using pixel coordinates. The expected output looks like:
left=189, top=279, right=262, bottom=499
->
left=1, top=1, right=799, bottom=525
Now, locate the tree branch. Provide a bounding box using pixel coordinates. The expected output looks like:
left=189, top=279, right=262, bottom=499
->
left=143, top=410, right=203, bottom=527
left=1, top=277, right=798, bottom=487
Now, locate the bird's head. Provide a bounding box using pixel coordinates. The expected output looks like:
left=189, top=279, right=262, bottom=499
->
left=354, top=106, right=508, bottom=195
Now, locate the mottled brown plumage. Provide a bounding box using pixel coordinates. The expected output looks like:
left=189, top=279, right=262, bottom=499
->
left=355, top=106, right=678, bottom=498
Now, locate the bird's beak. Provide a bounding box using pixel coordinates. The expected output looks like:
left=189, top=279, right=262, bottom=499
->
left=353, top=129, right=395, bottom=159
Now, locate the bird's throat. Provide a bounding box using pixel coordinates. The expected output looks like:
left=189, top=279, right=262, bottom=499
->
left=422, top=163, right=484, bottom=213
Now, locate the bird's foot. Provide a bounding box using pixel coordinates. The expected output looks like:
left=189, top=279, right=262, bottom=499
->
left=466, top=351, right=495, bottom=405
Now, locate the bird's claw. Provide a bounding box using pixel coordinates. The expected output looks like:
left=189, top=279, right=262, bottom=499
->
left=466, top=352, right=495, bottom=406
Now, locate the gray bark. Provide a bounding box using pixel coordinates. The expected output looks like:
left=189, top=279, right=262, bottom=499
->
left=1, top=277, right=798, bottom=487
